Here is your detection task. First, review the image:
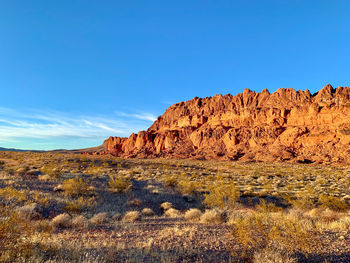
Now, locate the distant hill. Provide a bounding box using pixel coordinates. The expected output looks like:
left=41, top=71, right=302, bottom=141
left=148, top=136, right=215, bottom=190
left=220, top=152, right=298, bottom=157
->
left=0, top=147, right=28, bottom=152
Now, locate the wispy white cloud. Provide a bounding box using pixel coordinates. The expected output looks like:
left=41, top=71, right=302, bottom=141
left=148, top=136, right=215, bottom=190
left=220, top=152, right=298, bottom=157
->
left=115, top=111, right=157, bottom=122
left=0, top=107, right=157, bottom=150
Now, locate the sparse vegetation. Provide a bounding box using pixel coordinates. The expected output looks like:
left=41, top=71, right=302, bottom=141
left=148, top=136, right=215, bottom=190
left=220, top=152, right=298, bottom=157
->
left=108, top=173, right=132, bottom=193
left=62, top=176, right=92, bottom=197
left=0, top=151, right=349, bottom=262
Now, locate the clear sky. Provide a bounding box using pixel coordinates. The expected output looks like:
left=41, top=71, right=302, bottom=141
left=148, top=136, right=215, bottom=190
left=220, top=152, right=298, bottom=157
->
left=0, top=1, right=349, bottom=150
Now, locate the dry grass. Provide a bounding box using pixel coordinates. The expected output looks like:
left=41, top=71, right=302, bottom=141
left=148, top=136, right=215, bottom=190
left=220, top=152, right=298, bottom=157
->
left=200, top=209, right=224, bottom=224
left=164, top=208, right=182, bottom=218
left=122, top=211, right=141, bottom=222
left=51, top=213, right=72, bottom=230
left=184, top=208, right=202, bottom=221
left=90, top=212, right=110, bottom=225
left=160, top=201, right=172, bottom=211
left=141, top=208, right=155, bottom=217
left=0, top=151, right=349, bottom=262
left=72, top=215, right=89, bottom=229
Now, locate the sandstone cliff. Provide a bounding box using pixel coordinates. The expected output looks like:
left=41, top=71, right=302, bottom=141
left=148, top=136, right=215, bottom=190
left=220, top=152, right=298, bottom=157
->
left=95, top=85, right=350, bottom=164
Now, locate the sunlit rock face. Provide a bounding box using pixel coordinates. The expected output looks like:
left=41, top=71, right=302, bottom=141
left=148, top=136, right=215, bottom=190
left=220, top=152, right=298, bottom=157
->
left=99, top=85, right=350, bottom=164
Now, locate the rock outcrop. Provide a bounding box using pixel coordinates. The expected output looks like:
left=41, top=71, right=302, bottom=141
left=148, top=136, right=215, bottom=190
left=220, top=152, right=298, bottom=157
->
left=95, top=85, right=350, bottom=164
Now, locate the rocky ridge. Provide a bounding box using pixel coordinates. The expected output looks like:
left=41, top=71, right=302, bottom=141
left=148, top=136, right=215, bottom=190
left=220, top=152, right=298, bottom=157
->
left=94, top=85, right=350, bottom=164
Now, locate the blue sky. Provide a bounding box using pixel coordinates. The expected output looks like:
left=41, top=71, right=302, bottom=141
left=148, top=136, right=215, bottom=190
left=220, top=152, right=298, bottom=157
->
left=0, top=1, right=349, bottom=150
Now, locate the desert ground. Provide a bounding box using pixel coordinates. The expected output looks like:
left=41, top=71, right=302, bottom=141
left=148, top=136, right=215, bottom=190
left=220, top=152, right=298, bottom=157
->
left=0, top=151, right=349, bottom=262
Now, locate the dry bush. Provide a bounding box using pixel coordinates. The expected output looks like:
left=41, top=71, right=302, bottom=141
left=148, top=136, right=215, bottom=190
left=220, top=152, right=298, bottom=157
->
left=62, top=177, right=92, bottom=197
left=16, top=203, right=42, bottom=221
left=142, top=208, right=155, bottom=217
left=164, top=208, right=182, bottom=218
left=0, top=186, right=28, bottom=206
left=51, top=213, right=72, bottom=230
left=318, top=194, right=349, bottom=211
left=163, top=174, right=178, bottom=187
left=253, top=248, right=297, bottom=263
left=122, top=211, right=141, bottom=222
left=307, top=207, right=323, bottom=218
left=33, top=219, right=53, bottom=233
left=289, top=186, right=317, bottom=210
left=65, top=196, right=97, bottom=213
left=204, top=181, right=239, bottom=209
left=90, top=212, right=110, bottom=225
left=230, top=211, right=317, bottom=261
left=40, top=165, right=62, bottom=179
left=178, top=178, right=196, bottom=195
left=72, top=215, right=89, bottom=229
left=0, top=205, right=34, bottom=262
left=329, top=216, right=350, bottom=230
left=160, top=201, right=172, bottom=211
left=38, top=174, right=51, bottom=181
left=108, top=174, right=132, bottom=193
left=200, top=209, right=224, bottom=224
left=184, top=208, right=202, bottom=221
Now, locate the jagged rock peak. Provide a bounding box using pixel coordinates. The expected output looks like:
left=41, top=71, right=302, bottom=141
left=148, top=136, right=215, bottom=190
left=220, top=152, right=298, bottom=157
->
left=90, top=85, right=350, bottom=164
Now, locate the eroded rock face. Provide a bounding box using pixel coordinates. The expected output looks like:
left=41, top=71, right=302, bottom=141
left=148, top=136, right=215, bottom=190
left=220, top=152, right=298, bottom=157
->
left=97, top=85, right=350, bottom=164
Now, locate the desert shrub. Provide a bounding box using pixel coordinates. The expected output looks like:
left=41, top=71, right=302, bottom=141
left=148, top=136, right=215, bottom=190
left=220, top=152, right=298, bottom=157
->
left=230, top=211, right=317, bottom=261
left=71, top=215, right=89, bottom=229
left=141, top=208, right=155, bottom=217
left=65, top=196, right=97, bottom=213
left=318, top=194, right=349, bottom=211
left=32, top=192, right=50, bottom=207
left=0, top=186, right=28, bottom=206
left=0, top=205, right=34, bottom=262
left=160, top=202, right=173, bottom=211
left=163, top=174, right=178, bottom=187
left=108, top=174, right=132, bottom=193
left=122, top=211, right=141, bottom=222
left=16, top=203, right=42, bottom=221
left=33, top=219, right=53, bottom=233
left=62, top=177, right=92, bottom=197
left=178, top=178, right=196, bottom=195
left=200, top=209, right=224, bottom=224
left=15, top=166, right=29, bottom=176
left=184, top=208, right=202, bottom=221
left=90, top=212, right=110, bottom=225
left=253, top=248, right=297, bottom=263
left=40, top=165, right=62, bottom=179
left=164, top=208, right=182, bottom=218
left=317, top=208, right=341, bottom=223
left=38, top=174, right=51, bottom=181
left=51, top=213, right=72, bottom=230
left=256, top=199, right=283, bottom=213
left=289, top=186, right=317, bottom=210
left=329, top=216, right=350, bottom=230
left=204, top=181, right=239, bottom=209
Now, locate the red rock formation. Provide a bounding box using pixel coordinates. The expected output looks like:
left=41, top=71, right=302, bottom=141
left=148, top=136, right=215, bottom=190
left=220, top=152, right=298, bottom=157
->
left=97, top=85, right=350, bottom=164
